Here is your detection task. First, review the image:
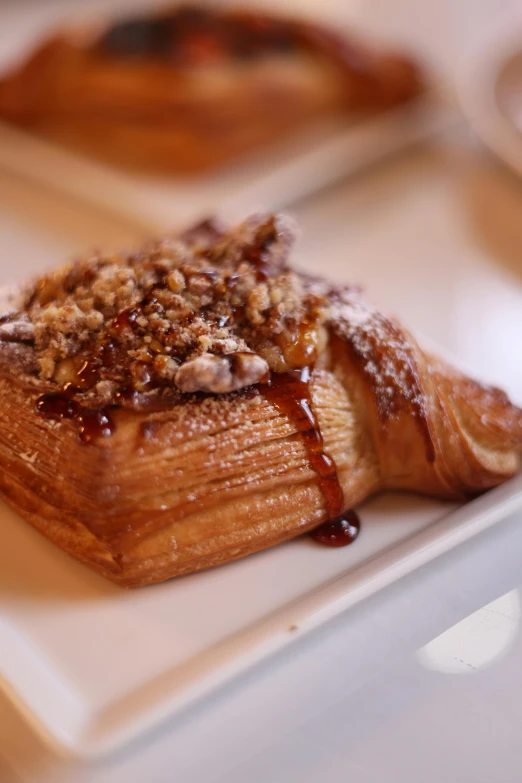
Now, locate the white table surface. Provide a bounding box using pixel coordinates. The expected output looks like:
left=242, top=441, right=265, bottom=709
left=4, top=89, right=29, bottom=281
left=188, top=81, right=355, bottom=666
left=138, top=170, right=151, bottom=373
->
left=2, top=0, right=522, bottom=781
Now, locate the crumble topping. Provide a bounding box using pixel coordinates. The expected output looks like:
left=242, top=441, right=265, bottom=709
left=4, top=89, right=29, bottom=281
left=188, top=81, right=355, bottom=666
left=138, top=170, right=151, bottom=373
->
left=0, top=213, right=329, bottom=403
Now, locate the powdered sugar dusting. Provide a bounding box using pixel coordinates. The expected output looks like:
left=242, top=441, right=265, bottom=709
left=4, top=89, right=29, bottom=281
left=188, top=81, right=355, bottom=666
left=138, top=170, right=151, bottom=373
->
left=330, top=288, right=435, bottom=459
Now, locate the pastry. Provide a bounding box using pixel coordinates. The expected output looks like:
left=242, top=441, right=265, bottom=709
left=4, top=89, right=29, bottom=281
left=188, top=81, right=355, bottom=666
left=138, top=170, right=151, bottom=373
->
left=0, top=5, right=423, bottom=173
left=0, top=213, right=520, bottom=587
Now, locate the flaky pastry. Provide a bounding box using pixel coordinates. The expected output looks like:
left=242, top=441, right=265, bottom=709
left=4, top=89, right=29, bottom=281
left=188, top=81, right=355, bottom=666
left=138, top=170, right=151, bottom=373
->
left=0, top=5, right=423, bottom=172
left=0, top=214, right=520, bottom=586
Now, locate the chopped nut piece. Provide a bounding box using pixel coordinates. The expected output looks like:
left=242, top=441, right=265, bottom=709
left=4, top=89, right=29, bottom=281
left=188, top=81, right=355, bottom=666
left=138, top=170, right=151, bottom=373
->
left=175, top=353, right=269, bottom=393
left=0, top=319, right=34, bottom=342
left=167, top=269, right=185, bottom=293
left=246, top=283, right=270, bottom=325
left=53, top=358, right=77, bottom=386
left=153, top=354, right=179, bottom=380
left=1, top=213, right=332, bottom=404
left=39, top=355, right=55, bottom=380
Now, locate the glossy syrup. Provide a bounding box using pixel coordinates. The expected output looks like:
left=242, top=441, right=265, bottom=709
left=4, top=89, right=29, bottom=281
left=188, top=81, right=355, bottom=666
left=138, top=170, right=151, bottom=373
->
left=263, top=367, right=360, bottom=547
left=310, top=510, right=360, bottom=547
left=35, top=392, right=115, bottom=444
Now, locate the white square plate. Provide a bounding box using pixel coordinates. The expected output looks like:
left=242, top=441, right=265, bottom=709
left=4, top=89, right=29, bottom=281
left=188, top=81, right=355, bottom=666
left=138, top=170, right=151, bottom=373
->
left=2, top=461, right=522, bottom=758
left=0, top=19, right=515, bottom=758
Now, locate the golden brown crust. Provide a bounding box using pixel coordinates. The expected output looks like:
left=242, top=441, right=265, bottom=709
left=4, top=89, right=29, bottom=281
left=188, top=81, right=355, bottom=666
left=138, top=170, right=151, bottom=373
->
left=0, top=319, right=521, bottom=586
left=0, top=6, right=423, bottom=172
left=0, top=217, right=521, bottom=587
left=0, top=368, right=378, bottom=586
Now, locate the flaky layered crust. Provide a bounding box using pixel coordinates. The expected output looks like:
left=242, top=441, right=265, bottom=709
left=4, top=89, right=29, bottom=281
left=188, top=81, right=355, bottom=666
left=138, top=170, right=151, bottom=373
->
left=0, top=366, right=372, bottom=585
left=0, top=8, right=422, bottom=172
left=0, top=300, right=520, bottom=586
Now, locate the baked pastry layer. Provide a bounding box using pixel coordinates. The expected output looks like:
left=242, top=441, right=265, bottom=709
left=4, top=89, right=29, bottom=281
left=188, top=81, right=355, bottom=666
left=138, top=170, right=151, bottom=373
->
left=0, top=214, right=520, bottom=586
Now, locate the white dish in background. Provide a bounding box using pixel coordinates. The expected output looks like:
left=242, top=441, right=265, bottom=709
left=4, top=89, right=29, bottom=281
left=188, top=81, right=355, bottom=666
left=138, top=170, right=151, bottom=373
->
left=457, top=21, right=522, bottom=177
left=0, top=0, right=458, bottom=234
left=0, top=92, right=454, bottom=234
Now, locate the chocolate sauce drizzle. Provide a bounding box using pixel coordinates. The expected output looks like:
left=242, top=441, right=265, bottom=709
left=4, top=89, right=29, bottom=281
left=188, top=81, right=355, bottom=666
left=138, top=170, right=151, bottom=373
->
left=262, top=366, right=360, bottom=547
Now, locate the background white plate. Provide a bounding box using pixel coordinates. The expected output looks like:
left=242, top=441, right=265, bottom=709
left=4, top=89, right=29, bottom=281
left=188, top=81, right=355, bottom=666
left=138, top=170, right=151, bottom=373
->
left=0, top=94, right=454, bottom=234
left=0, top=0, right=456, bottom=232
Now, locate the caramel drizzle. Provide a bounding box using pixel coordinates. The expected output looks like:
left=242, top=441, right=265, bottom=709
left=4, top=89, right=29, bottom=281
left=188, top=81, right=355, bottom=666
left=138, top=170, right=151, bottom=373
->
left=311, top=510, right=360, bottom=547
left=262, top=367, right=360, bottom=547
left=35, top=366, right=360, bottom=550
left=262, top=366, right=344, bottom=520
left=35, top=392, right=114, bottom=444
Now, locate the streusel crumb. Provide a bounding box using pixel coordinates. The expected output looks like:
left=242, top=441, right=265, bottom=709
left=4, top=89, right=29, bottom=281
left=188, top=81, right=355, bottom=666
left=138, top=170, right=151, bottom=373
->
left=0, top=213, right=330, bottom=403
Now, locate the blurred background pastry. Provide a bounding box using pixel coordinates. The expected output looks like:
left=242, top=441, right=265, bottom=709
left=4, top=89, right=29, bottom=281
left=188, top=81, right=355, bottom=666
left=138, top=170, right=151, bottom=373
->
left=0, top=4, right=423, bottom=173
